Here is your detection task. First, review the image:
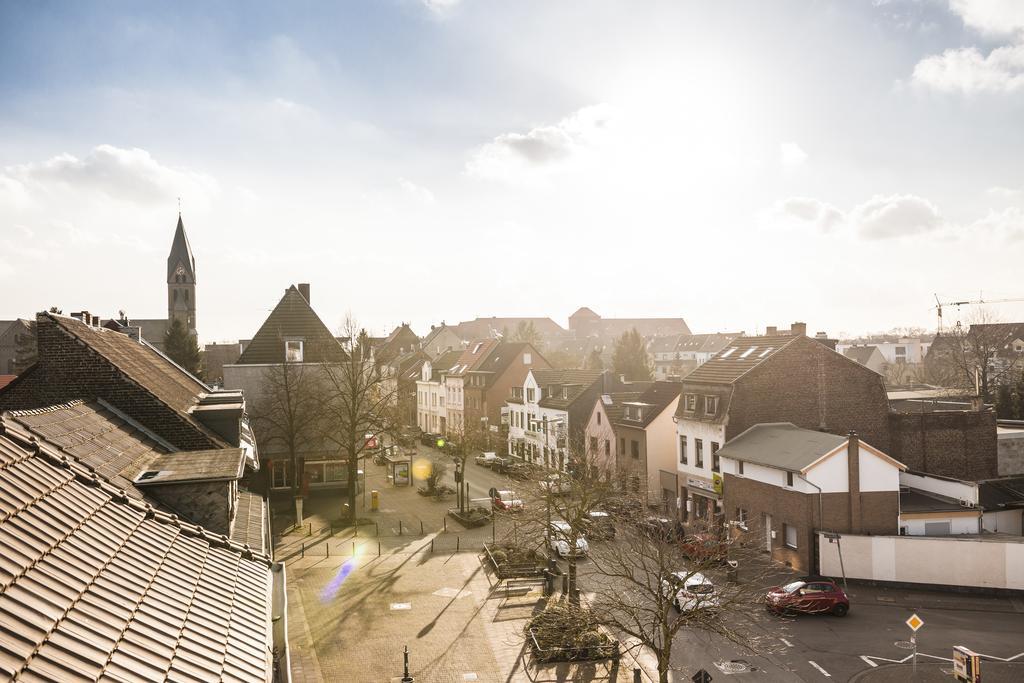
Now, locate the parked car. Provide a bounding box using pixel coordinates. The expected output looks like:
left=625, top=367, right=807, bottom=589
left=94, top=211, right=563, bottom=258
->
left=475, top=451, right=498, bottom=467
left=491, top=489, right=523, bottom=512
left=765, top=579, right=849, bottom=617
left=583, top=510, right=616, bottom=540
left=680, top=532, right=729, bottom=564
left=639, top=516, right=683, bottom=542
left=539, top=473, right=571, bottom=495
left=548, top=521, right=589, bottom=559
left=489, top=456, right=512, bottom=472
left=420, top=432, right=440, bottom=447
left=661, top=571, right=720, bottom=612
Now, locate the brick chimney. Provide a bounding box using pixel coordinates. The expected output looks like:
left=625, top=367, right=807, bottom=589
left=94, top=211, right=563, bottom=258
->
left=297, top=283, right=310, bottom=303
left=847, top=430, right=861, bottom=533
left=791, top=322, right=807, bottom=336
left=765, top=326, right=778, bottom=336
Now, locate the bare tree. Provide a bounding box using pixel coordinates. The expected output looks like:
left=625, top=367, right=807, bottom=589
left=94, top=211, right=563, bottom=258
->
left=248, top=352, right=325, bottom=525
left=926, top=308, right=1024, bottom=401
left=444, top=415, right=491, bottom=514
left=587, top=508, right=777, bottom=683
left=320, top=316, right=403, bottom=523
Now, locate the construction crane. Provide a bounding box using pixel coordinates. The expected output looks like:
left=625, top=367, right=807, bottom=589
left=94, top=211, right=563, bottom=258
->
left=932, top=294, right=1024, bottom=334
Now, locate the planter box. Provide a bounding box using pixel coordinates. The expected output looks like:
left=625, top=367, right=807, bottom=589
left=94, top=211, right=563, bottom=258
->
left=447, top=507, right=492, bottom=528
left=484, top=542, right=547, bottom=579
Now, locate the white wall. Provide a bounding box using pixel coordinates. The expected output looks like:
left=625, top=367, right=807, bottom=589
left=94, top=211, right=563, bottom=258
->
left=645, top=396, right=680, bottom=497
left=676, top=418, right=725, bottom=481
left=900, top=513, right=980, bottom=536
left=818, top=532, right=1024, bottom=590
left=983, top=509, right=1023, bottom=535
left=900, top=471, right=978, bottom=505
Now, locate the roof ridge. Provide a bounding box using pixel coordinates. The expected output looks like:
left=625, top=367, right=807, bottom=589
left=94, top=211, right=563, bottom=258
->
left=0, top=419, right=270, bottom=565
left=3, top=398, right=86, bottom=417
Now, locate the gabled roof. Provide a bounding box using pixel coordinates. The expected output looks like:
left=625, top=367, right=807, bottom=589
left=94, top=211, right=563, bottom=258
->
left=469, top=342, right=544, bottom=385
left=0, top=425, right=272, bottom=682
left=843, top=345, right=880, bottom=365
left=675, top=332, right=743, bottom=354
left=49, top=313, right=210, bottom=415
left=426, top=349, right=463, bottom=382
left=166, top=214, right=196, bottom=282
left=715, top=422, right=848, bottom=472
left=447, top=339, right=499, bottom=377
left=615, top=381, right=681, bottom=428
left=375, top=323, right=420, bottom=363
left=236, top=285, right=347, bottom=364
left=595, top=392, right=643, bottom=424
left=533, top=369, right=606, bottom=410
left=682, top=335, right=801, bottom=384
left=453, top=317, right=567, bottom=340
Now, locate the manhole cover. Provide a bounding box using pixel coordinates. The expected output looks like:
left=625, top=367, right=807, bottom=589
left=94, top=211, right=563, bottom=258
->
left=894, top=640, right=916, bottom=650
left=714, top=661, right=748, bottom=674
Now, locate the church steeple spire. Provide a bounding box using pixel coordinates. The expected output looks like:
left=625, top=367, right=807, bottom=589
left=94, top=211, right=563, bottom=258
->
left=167, top=215, right=197, bottom=335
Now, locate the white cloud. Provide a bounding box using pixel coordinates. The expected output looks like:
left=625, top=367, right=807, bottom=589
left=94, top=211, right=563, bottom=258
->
left=968, top=205, right=1024, bottom=239
left=774, top=197, right=843, bottom=232
left=772, top=193, right=943, bottom=239
left=987, top=185, right=1022, bottom=198
left=949, top=0, right=1024, bottom=37
left=422, top=0, right=461, bottom=14
left=2, top=145, right=218, bottom=207
left=466, top=104, right=613, bottom=181
left=779, top=142, right=808, bottom=167
left=852, top=194, right=943, bottom=239
left=912, top=44, right=1024, bottom=94
left=398, top=178, right=436, bottom=204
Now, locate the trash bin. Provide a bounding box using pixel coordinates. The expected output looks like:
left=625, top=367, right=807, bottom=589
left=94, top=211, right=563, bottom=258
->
left=371, top=490, right=380, bottom=512
left=727, top=559, right=739, bottom=583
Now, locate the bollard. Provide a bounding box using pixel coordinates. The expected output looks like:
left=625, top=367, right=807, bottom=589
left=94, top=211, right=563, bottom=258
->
left=456, top=535, right=460, bottom=552
left=308, top=522, right=312, bottom=536
left=352, top=541, right=356, bottom=556
left=420, top=520, right=423, bottom=535
left=443, top=516, right=447, bottom=532
left=376, top=521, right=379, bottom=537
left=327, top=542, right=330, bottom=558
left=399, top=520, right=403, bottom=536
left=430, top=539, right=434, bottom=553
left=301, top=542, right=305, bottom=558
left=378, top=540, right=381, bottom=556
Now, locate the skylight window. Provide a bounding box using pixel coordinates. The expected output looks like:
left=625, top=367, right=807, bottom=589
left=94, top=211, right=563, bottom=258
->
left=739, top=346, right=757, bottom=358
left=759, top=347, right=774, bottom=357
left=719, top=348, right=736, bottom=358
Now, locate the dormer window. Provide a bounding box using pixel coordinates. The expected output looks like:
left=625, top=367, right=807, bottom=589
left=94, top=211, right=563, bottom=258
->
left=561, top=387, right=569, bottom=399
left=684, top=394, right=696, bottom=412
left=705, top=396, right=718, bottom=415
left=285, top=339, right=304, bottom=363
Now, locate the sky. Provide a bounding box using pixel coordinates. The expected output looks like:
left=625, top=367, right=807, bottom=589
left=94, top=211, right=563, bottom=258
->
left=2, top=0, right=1024, bottom=343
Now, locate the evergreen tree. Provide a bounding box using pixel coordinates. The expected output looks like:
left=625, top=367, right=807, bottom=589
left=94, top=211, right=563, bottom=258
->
left=585, top=348, right=605, bottom=370
left=612, top=328, right=652, bottom=381
left=995, top=384, right=1013, bottom=419
left=164, top=318, right=203, bottom=377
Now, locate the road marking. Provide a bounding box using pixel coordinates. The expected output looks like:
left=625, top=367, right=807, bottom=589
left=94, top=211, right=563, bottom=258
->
left=389, top=602, right=411, bottom=610
left=808, top=661, right=831, bottom=677
left=859, top=656, right=877, bottom=668
left=780, top=638, right=793, bottom=647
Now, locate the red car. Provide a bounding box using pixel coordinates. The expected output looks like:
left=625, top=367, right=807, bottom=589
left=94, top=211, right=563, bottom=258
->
left=680, top=533, right=729, bottom=564
left=765, top=579, right=849, bottom=617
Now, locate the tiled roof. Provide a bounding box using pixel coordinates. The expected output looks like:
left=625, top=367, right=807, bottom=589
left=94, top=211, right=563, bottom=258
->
left=682, top=335, right=800, bottom=384
left=236, top=285, right=347, bottom=364
left=0, top=425, right=272, bottom=682
left=48, top=313, right=210, bottom=415
left=0, top=376, right=16, bottom=392
left=614, top=381, right=681, bottom=429
left=533, top=369, right=605, bottom=409
left=597, top=392, right=642, bottom=424
left=427, top=349, right=463, bottom=382
left=447, top=339, right=498, bottom=377
left=7, top=400, right=173, bottom=502
left=675, top=332, right=743, bottom=354
left=231, top=489, right=267, bottom=555
left=453, top=317, right=567, bottom=340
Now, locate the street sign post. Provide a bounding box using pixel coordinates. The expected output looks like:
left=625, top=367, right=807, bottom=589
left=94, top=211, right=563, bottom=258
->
left=905, top=614, right=923, bottom=672
left=953, top=645, right=981, bottom=682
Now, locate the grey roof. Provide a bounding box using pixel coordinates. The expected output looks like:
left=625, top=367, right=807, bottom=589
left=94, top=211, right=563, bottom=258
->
left=715, top=422, right=847, bottom=472
left=843, top=346, right=879, bottom=365
left=232, top=489, right=267, bottom=554
left=615, top=381, right=681, bottom=428
left=135, top=448, right=247, bottom=484
left=533, top=369, right=605, bottom=410
left=166, top=214, right=196, bottom=282
left=899, top=489, right=966, bottom=514
left=978, top=476, right=1024, bottom=511
left=427, top=349, right=463, bottom=381
left=0, top=425, right=272, bottom=682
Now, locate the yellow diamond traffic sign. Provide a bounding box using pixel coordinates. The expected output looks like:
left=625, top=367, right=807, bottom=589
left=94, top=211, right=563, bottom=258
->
left=906, top=613, right=924, bottom=632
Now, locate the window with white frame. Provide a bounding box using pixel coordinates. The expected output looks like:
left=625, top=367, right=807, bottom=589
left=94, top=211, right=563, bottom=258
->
left=679, top=435, right=687, bottom=465
left=705, top=396, right=718, bottom=415
left=784, top=523, right=798, bottom=549
left=285, top=339, right=304, bottom=362
left=684, top=394, right=696, bottom=411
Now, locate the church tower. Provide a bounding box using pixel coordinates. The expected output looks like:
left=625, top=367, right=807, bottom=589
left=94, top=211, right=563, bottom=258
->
left=167, top=214, right=197, bottom=335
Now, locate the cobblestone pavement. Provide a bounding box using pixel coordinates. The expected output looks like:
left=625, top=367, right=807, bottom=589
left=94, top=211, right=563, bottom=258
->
left=278, top=450, right=658, bottom=682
